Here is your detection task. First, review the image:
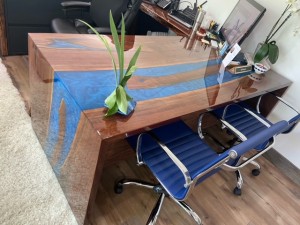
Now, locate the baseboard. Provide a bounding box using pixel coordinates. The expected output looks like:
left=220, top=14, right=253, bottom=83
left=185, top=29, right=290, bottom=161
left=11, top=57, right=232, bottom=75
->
left=264, top=149, right=300, bottom=186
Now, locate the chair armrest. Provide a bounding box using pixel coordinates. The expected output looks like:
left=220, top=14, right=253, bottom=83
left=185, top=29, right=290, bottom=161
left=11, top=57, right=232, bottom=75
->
left=87, top=27, right=121, bottom=34
left=61, top=1, right=91, bottom=8
left=223, top=120, right=288, bottom=170
left=197, top=113, right=206, bottom=139
left=284, top=114, right=300, bottom=133
left=234, top=120, right=287, bottom=155
left=257, top=93, right=300, bottom=133
left=136, top=132, right=192, bottom=188
left=257, top=93, right=300, bottom=115
left=74, top=19, right=121, bottom=34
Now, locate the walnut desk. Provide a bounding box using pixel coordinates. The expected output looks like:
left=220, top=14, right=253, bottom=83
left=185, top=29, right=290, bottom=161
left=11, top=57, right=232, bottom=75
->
left=28, top=33, right=292, bottom=225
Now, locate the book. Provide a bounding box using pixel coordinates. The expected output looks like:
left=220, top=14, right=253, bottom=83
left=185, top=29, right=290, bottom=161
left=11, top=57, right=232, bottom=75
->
left=228, top=64, right=253, bottom=74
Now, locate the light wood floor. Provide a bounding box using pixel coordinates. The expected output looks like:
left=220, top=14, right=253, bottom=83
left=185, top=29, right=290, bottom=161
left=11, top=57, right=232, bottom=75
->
left=94, top=157, right=300, bottom=225
left=3, top=55, right=300, bottom=225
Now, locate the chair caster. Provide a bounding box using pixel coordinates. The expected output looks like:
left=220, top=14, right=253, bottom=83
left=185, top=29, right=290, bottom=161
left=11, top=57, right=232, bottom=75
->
left=114, top=181, right=124, bottom=194
left=251, top=169, right=260, bottom=176
left=233, top=187, right=242, bottom=196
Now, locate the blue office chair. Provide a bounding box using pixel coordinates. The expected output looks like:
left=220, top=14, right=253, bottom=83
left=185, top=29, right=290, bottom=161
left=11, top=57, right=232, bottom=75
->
left=210, top=92, right=300, bottom=195
left=114, top=118, right=288, bottom=225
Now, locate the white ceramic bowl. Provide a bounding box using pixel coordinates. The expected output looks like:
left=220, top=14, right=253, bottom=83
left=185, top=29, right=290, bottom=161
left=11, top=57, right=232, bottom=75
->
left=254, top=63, right=270, bottom=74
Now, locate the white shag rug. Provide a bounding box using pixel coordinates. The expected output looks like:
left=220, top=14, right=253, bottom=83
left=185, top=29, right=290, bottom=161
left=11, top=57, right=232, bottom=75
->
left=0, top=59, right=77, bottom=225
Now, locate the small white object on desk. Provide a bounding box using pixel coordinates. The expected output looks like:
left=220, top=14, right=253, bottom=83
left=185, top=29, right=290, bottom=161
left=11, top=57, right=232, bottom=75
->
left=210, top=40, right=218, bottom=49
left=254, top=63, right=270, bottom=74
left=218, top=43, right=241, bottom=84
left=222, top=43, right=241, bottom=67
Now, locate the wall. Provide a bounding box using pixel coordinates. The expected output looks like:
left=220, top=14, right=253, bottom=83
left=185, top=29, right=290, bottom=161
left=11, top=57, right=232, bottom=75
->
left=3, top=0, right=66, bottom=55
left=187, top=0, right=300, bottom=168
left=242, top=0, right=300, bottom=169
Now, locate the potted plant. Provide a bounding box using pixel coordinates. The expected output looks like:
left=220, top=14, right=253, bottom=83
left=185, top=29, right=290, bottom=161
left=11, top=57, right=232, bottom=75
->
left=254, top=0, right=299, bottom=64
left=80, top=11, right=141, bottom=116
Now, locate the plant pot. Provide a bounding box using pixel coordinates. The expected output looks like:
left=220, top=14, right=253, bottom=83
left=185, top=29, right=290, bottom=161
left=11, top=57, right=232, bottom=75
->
left=104, top=99, right=137, bottom=116
left=248, top=62, right=270, bottom=82
left=118, top=99, right=137, bottom=116
left=248, top=73, right=265, bottom=82
left=104, top=86, right=137, bottom=116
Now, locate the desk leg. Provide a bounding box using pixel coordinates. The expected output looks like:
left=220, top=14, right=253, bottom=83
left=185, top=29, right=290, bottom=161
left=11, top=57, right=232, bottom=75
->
left=29, top=39, right=104, bottom=225
left=60, top=113, right=103, bottom=225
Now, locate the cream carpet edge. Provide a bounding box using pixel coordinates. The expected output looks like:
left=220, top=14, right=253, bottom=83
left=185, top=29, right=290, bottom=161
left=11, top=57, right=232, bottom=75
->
left=0, top=58, right=77, bottom=225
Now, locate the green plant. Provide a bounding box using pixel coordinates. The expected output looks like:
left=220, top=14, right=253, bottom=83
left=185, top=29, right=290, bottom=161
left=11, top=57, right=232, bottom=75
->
left=79, top=11, right=141, bottom=116
left=254, top=1, right=299, bottom=64
left=254, top=41, right=279, bottom=64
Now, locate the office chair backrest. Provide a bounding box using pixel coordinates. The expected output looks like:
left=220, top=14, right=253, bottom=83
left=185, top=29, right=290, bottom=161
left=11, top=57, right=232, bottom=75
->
left=90, top=0, right=129, bottom=28
left=258, top=93, right=300, bottom=134
left=121, top=0, right=143, bottom=30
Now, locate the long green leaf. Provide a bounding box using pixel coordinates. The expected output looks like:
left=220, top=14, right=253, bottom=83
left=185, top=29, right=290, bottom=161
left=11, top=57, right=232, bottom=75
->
left=104, top=89, right=117, bottom=108
left=116, top=85, right=128, bottom=114
left=254, top=43, right=269, bottom=63
left=268, top=41, right=279, bottom=64
left=109, top=11, right=122, bottom=84
left=105, top=102, right=119, bottom=117
left=80, top=12, right=142, bottom=117
left=79, top=19, right=118, bottom=83
left=120, top=65, right=137, bottom=87
left=120, top=15, right=125, bottom=82
left=126, top=46, right=142, bottom=76
left=120, top=46, right=141, bottom=86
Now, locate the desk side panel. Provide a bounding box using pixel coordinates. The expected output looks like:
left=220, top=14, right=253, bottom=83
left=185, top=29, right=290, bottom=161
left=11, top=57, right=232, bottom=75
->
left=29, top=36, right=103, bottom=225
left=29, top=35, right=53, bottom=147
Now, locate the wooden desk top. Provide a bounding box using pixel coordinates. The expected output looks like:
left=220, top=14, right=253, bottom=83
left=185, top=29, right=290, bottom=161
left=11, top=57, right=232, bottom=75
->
left=29, top=33, right=292, bottom=141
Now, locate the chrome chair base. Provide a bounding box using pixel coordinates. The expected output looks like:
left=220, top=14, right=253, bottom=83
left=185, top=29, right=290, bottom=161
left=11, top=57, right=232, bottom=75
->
left=245, top=158, right=261, bottom=176
left=233, top=170, right=243, bottom=196
left=198, top=113, right=262, bottom=196
left=233, top=159, right=261, bottom=195
left=115, top=179, right=202, bottom=225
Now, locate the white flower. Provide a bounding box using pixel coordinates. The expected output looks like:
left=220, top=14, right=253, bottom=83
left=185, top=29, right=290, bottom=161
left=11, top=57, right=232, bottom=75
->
left=287, top=0, right=300, bottom=13
left=286, top=0, right=298, bottom=4
left=290, top=5, right=300, bottom=13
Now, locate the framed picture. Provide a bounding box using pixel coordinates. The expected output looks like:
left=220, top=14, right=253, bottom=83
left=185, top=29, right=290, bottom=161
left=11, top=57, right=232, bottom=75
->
left=219, top=0, right=266, bottom=49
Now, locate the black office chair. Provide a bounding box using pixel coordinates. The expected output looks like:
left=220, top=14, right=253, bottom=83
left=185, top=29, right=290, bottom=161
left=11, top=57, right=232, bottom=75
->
left=210, top=93, right=300, bottom=195
left=114, top=118, right=288, bottom=225
left=51, top=0, right=143, bottom=34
